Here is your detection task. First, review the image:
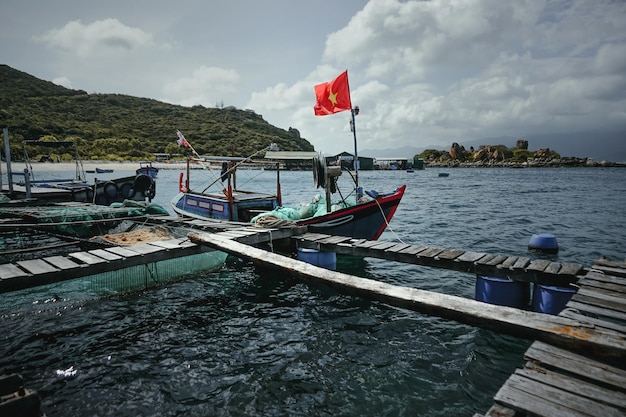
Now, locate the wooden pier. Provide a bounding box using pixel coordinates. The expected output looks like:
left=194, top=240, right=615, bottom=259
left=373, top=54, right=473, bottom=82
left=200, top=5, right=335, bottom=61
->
left=0, top=216, right=305, bottom=293
left=187, top=231, right=626, bottom=417
left=294, top=232, right=585, bottom=286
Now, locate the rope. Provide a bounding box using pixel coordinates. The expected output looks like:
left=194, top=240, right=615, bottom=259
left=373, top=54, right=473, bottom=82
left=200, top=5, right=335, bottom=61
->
left=373, top=197, right=405, bottom=244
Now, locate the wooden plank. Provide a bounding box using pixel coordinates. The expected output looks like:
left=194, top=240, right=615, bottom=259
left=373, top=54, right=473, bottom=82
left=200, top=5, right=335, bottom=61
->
left=88, top=249, right=122, bottom=261
left=495, top=372, right=624, bottom=417
left=593, top=262, right=626, bottom=278
left=120, top=242, right=163, bottom=255
left=0, top=264, right=29, bottom=279
left=499, top=256, right=519, bottom=269
left=561, top=309, right=626, bottom=334
left=384, top=243, right=413, bottom=253
left=43, top=255, right=81, bottom=270
left=104, top=246, right=143, bottom=258
left=572, top=291, right=626, bottom=312
left=149, top=239, right=191, bottom=250
left=436, top=249, right=464, bottom=260
left=582, top=271, right=626, bottom=287
left=511, top=257, right=531, bottom=270
left=518, top=366, right=626, bottom=410
left=416, top=247, right=444, bottom=258
left=483, top=255, right=508, bottom=266
left=527, top=259, right=551, bottom=272
left=398, top=245, right=428, bottom=255
left=188, top=231, right=626, bottom=359
left=369, top=241, right=399, bottom=251
left=68, top=251, right=108, bottom=265
left=581, top=278, right=626, bottom=295
left=525, top=341, right=626, bottom=389
left=566, top=300, right=626, bottom=322
left=353, top=239, right=384, bottom=249
left=317, top=235, right=353, bottom=245
left=475, top=254, right=497, bottom=265
left=544, top=261, right=562, bottom=275
left=456, top=251, right=487, bottom=263
left=559, top=263, right=584, bottom=276
left=16, top=259, right=59, bottom=275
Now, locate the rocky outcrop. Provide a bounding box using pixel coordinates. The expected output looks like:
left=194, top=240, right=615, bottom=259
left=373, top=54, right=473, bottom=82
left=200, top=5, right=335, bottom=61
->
left=420, top=140, right=625, bottom=168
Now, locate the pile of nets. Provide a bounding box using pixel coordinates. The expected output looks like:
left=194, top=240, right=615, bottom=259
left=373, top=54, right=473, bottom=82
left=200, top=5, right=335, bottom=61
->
left=250, top=195, right=355, bottom=225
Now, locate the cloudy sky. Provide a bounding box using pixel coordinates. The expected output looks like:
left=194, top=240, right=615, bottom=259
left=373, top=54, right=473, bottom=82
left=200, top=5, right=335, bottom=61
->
left=2, top=0, right=625, bottom=156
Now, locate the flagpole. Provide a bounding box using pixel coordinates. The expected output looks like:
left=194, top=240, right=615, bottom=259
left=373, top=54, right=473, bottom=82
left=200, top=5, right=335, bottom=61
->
left=350, top=106, right=362, bottom=202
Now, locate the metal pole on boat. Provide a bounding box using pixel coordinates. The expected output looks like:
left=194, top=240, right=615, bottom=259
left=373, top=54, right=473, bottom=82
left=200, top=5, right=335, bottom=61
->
left=3, top=127, right=13, bottom=193
left=350, top=107, right=362, bottom=202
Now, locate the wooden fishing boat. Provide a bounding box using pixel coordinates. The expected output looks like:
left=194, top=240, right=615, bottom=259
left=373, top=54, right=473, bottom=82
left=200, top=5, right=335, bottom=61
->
left=2, top=140, right=156, bottom=205
left=136, top=161, right=159, bottom=178
left=171, top=154, right=406, bottom=241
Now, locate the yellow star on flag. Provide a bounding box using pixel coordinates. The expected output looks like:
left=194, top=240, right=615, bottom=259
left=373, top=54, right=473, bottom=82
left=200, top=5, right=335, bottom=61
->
left=328, top=89, right=338, bottom=106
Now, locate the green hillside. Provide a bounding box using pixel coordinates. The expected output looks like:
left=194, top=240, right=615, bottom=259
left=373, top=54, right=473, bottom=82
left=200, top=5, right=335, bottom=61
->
left=0, top=64, right=314, bottom=161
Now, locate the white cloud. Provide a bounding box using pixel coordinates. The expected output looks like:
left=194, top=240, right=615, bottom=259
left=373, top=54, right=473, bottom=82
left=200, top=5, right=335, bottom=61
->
left=35, top=18, right=158, bottom=57
left=161, top=66, right=240, bottom=107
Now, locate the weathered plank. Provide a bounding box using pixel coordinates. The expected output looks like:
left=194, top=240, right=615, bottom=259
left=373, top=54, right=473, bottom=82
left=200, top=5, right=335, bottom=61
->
left=455, top=251, right=488, bottom=263
left=384, top=243, right=413, bottom=253
left=511, top=257, right=531, bottom=270
left=499, top=256, right=519, bottom=269
left=189, top=231, right=626, bottom=359
left=561, top=309, right=626, bottom=334
left=518, top=366, right=626, bottom=410
left=104, top=246, right=143, bottom=258
left=68, top=251, right=108, bottom=265
left=0, top=264, right=29, bottom=279
left=416, top=247, right=444, bottom=258
left=525, top=341, right=626, bottom=388
left=543, top=262, right=562, bottom=275
left=16, top=259, right=59, bottom=275
left=558, top=263, right=585, bottom=276
left=398, top=245, right=429, bottom=255
left=567, top=300, right=626, bottom=322
left=495, top=372, right=623, bottom=417
left=43, top=255, right=81, bottom=270
left=89, top=249, right=122, bottom=262
left=526, top=259, right=551, bottom=272
left=369, top=241, right=400, bottom=251
left=436, top=249, right=464, bottom=260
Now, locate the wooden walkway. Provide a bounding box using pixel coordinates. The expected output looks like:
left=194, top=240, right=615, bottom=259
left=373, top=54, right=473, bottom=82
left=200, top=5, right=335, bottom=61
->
left=479, top=258, right=626, bottom=417
left=294, top=233, right=586, bottom=286
left=187, top=231, right=625, bottom=417
left=0, top=217, right=304, bottom=293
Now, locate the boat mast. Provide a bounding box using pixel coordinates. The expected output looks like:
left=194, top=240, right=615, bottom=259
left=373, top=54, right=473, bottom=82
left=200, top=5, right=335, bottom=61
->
left=350, top=106, right=362, bottom=201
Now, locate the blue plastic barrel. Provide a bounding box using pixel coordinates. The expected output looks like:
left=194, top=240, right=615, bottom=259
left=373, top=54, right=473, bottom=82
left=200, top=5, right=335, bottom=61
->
left=528, top=233, right=559, bottom=254
left=532, top=284, right=576, bottom=315
left=475, top=276, right=530, bottom=308
left=297, top=248, right=336, bottom=270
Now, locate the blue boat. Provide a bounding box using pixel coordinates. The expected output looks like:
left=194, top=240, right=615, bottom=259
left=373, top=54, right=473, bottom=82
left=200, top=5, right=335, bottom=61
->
left=171, top=155, right=406, bottom=241
left=137, top=161, right=159, bottom=178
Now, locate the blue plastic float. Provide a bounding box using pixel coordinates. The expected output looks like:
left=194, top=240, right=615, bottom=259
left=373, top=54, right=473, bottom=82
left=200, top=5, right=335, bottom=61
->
left=475, top=275, right=530, bottom=308
left=528, top=233, right=559, bottom=254
left=531, top=284, right=576, bottom=315
left=297, top=248, right=337, bottom=270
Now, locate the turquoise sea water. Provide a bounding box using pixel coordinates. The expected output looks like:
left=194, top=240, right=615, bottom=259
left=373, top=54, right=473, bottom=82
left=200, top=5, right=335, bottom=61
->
left=1, top=166, right=625, bottom=416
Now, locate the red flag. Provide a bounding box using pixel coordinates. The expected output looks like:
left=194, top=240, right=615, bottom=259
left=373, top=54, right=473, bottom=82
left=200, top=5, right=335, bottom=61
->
left=176, top=130, right=191, bottom=148
left=313, top=70, right=352, bottom=116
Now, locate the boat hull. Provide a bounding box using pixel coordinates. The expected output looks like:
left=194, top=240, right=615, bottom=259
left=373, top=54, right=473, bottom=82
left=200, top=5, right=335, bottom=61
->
left=297, top=185, right=406, bottom=240
left=8, top=174, right=156, bottom=205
